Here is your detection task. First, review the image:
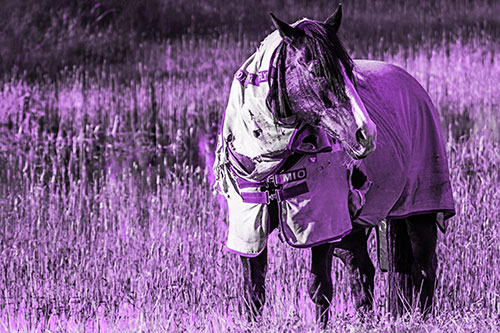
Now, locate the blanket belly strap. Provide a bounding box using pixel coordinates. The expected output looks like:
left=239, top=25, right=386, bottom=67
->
left=277, top=182, right=309, bottom=201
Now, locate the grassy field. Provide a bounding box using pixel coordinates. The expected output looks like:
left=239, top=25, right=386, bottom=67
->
left=1, top=4, right=500, bottom=333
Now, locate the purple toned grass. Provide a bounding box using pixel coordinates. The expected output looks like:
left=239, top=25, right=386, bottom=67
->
left=0, top=34, right=499, bottom=331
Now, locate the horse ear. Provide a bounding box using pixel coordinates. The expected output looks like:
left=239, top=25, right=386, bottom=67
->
left=270, top=13, right=299, bottom=45
left=324, top=3, right=342, bottom=33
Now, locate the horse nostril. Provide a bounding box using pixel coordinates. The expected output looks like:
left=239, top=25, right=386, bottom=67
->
left=356, top=128, right=367, bottom=144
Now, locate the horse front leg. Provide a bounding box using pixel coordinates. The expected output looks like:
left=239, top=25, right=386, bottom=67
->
left=240, top=247, right=268, bottom=321
left=309, top=243, right=335, bottom=328
left=332, top=226, right=375, bottom=315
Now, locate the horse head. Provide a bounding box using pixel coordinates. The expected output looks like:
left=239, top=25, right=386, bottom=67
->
left=269, top=5, right=376, bottom=159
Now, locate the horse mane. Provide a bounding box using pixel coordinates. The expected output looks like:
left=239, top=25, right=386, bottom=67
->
left=267, top=19, right=355, bottom=126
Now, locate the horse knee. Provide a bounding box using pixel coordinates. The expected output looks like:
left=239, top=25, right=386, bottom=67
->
left=333, top=247, right=374, bottom=311
left=241, top=249, right=268, bottom=283
left=308, top=273, right=332, bottom=328
left=308, top=273, right=332, bottom=306
left=333, top=247, right=354, bottom=265
left=333, top=247, right=374, bottom=282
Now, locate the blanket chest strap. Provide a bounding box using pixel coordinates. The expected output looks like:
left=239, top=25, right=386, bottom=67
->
left=240, top=181, right=309, bottom=204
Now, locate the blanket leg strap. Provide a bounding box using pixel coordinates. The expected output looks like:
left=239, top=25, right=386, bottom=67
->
left=377, top=219, right=389, bottom=272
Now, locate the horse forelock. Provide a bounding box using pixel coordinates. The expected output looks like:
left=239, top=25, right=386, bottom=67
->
left=267, top=19, right=356, bottom=126
left=267, top=43, right=296, bottom=126
left=296, top=20, right=355, bottom=102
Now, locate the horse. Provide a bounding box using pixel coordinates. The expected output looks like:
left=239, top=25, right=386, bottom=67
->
left=213, top=4, right=455, bottom=327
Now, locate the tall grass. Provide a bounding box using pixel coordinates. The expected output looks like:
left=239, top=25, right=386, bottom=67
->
left=0, top=14, right=499, bottom=333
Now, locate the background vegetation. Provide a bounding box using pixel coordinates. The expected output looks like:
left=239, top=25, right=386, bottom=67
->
left=1, top=0, right=500, bottom=80
left=0, top=0, right=499, bottom=331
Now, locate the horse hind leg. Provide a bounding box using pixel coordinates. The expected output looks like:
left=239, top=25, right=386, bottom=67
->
left=240, top=248, right=268, bottom=321
left=387, top=218, right=414, bottom=315
left=309, top=243, right=334, bottom=328
left=387, top=214, right=437, bottom=317
left=332, top=226, right=375, bottom=315
left=406, top=213, right=438, bottom=316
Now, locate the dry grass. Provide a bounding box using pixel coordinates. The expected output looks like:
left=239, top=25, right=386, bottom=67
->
left=0, top=28, right=499, bottom=333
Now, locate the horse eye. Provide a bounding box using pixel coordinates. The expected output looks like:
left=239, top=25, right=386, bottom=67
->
left=297, top=55, right=309, bottom=67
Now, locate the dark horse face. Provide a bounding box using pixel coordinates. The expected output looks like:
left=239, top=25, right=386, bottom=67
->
left=270, top=5, right=376, bottom=159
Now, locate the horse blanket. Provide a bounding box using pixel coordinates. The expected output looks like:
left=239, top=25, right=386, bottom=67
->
left=215, top=30, right=354, bottom=256
left=215, top=33, right=455, bottom=256
left=352, top=60, right=456, bottom=226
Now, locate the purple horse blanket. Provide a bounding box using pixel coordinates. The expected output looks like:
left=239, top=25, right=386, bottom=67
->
left=353, top=60, right=455, bottom=226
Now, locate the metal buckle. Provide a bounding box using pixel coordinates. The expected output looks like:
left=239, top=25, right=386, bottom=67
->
left=264, top=176, right=277, bottom=204
left=267, top=192, right=277, bottom=204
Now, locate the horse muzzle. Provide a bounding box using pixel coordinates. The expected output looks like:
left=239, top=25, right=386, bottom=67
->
left=351, top=125, right=376, bottom=159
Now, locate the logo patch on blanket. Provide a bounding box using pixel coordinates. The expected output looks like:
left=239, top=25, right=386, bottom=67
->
left=274, top=168, right=306, bottom=184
